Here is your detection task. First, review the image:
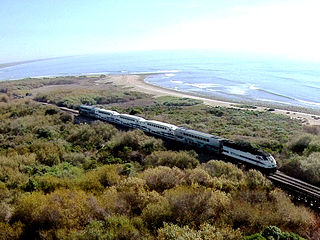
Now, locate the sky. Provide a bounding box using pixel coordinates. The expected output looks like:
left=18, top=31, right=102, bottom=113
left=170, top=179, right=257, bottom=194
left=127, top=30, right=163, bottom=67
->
left=1, top=0, right=320, bottom=63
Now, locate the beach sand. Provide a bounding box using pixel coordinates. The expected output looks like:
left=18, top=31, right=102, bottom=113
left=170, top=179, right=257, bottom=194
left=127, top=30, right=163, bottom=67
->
left=0, top=57, right=61, bottom=69
left=95, top=74, right=320, bottom=126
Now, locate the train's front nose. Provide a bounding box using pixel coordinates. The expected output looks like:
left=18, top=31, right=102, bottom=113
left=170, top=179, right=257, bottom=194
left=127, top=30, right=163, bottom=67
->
left=267, top=156, right=277, bottom=168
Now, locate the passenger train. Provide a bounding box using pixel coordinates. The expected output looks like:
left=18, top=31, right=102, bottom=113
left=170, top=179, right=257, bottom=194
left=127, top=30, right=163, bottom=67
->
left=79, top=105, right=277, bottom=171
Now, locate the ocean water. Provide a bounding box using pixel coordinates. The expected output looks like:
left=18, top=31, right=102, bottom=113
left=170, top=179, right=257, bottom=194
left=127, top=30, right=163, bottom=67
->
left=1, top=50, right=320, bottom=109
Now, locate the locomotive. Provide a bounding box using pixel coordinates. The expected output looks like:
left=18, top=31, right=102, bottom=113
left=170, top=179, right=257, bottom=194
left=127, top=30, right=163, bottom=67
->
left=79, top=105, right=277, bottom=171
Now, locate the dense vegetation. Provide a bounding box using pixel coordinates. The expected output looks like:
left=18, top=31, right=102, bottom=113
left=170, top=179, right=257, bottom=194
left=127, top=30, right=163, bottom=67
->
left=0, top=76, right=320, bottom=239
left=0, top=75, right=150, bottom=109
left=114, top=102, right=320, bottom=186
left=155, top=96, right=203, bottom=106
left=0, top=76, right=79, bottom=93
left=0, top=97, right=316, bottom=239
left=34, top=88, right=148, bottom=109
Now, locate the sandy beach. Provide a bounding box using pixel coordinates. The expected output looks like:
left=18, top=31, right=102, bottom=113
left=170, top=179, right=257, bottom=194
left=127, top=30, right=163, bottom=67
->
left=95, top=74, right=320, bottom=126
left=0, top=57, right=61, bottom=70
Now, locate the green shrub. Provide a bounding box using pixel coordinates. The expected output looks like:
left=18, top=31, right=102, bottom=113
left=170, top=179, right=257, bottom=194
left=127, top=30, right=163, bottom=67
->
left=244, top=226, right=305, bottom=240
left=144, top=150, right=199, bottom=169
left=0, top=222, right=24, bottom=240
left=45, top=108, right=59, bottom=115
left=60, top=112, right=73, bottom=123
left=164, top=185, right=230, bottom=226
left=62, top=152, right=87, bottom=166
left=158, top=223, right=242, bottom=240
left=262, top=226, right=282, bottom=239
left=142, top=199, right=172, bottom=232
left=184, top=167, right=214, bottom=187
left=66, top=121, right=117, bottom=150
left=201, top=160, right=245, bottom=182
left=76, top=216, right=151, bottom=240
left=77, top=165, right=121, bottom=192
left=36, top=127, right=53, bottom=139
left=116, top=177, right=161, bottom=215
left=243, top=233, right=266, bottom=240
left=106, top=130, right=163, bottom=163
left=30, top=140, right=62, bottom=166
left=139, top=166, right=184, bottom=192
left=245, top=169, right=271, bottom=190
left=299, top=152, right=320, bottom=185
left=13, top=190, right=95, bottom=232
left=288, top=134, right=313, bottom=154
left=156, top=96, right=203, bottom=106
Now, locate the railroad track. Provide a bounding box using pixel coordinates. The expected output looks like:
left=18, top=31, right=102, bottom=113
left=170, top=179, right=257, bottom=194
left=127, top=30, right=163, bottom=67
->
left=40, top=102, right=79, bottom=114
left=58, top=106, right=79, bottom=114
left=268, top=171, right=320, bottom=209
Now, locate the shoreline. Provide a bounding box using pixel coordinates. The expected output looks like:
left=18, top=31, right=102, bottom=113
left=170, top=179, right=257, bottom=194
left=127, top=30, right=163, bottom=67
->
left=0, top=57, right=63, bottom=70
left=96, top=74, right=320, bottom=126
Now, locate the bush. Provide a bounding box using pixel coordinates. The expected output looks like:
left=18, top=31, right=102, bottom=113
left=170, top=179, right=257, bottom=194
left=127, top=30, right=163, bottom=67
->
left=156, top=96, right=203, bottom=106
left=0, top=202, right=12, bottom=222
left=45, top=108, right=59, bottom=115
left=142, top=199, right=172, bottom=232
left=116, top=177, right=161, bottom=215
left=244, top=226, right=305, bottom=240
left=164, top=185, right=230, bottom=226
left=36, top=127, right=53, bottom=139
left=144, top=150, right=199, bottom=169
left=184, top=167, right=214, bottom=187
left=62, top=152, right=87, bottom=166
left=0, top=95, right=9, bottom=103
left=78, top=165, right=121, bottom=192
left=0, top=222, right=24, bottom=240
left=245, top=170, right=271, bottom=190
left=30, top=141, right=62, bottom=166
left=207, top=107, right=224, bottom=117
left=158, top=223, right=242, bottom=240
left=60, top=112, right=73, bottom=123
left=299, top=152, right=320, bottom=184
left=129, top=107, right=143, bottom=115
left=226, top=188, right=314, bottom=236
left=66, top=121, right=117, bottom=150
left=268, top=190, right=314, bottom=235
left=139, top=166, right=184, bottom=192
left=262, top=226, right=282, bottom=239
left=13, top=190, right=95, bottom=235
left=33, top=175, right=72, bottom=193
left=201, top=160, right=245, bottom=182
left=288, top=134, right=313, bottom=154
left=108, top=130, right=164, bottom=160
left=158, top=223, right=199, bottom=240
left=243, top=233, right=266, bottom=240
left=0, top=154, right=35, bottom=189
left=76, top=216, right=151, bottom=240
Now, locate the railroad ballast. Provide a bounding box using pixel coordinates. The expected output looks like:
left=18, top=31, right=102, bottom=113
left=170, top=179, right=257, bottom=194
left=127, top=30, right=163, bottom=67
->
left=79, top=105, right=277, bottom=171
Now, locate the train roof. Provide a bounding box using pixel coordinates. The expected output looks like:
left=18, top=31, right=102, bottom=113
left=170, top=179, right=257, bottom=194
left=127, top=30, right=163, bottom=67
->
left=80, top=105, right=95, bottom=109
left=119, top=114, right=145, bottom=121
left=178, top=127, right=222, bottom=140
left=97, top=108, right=119, bottom=115
left=145, top=120, right=178, bottom=129
left=79, top=105, right=95, bottom=110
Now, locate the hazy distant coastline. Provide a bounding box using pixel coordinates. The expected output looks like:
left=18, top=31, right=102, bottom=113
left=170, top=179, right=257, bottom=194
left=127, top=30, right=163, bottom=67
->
left=0, top=57, right=62, bottom=69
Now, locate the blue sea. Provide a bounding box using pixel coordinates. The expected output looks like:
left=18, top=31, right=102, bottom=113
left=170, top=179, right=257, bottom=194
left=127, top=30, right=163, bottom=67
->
left=1, top=50, right=320, bottom=109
